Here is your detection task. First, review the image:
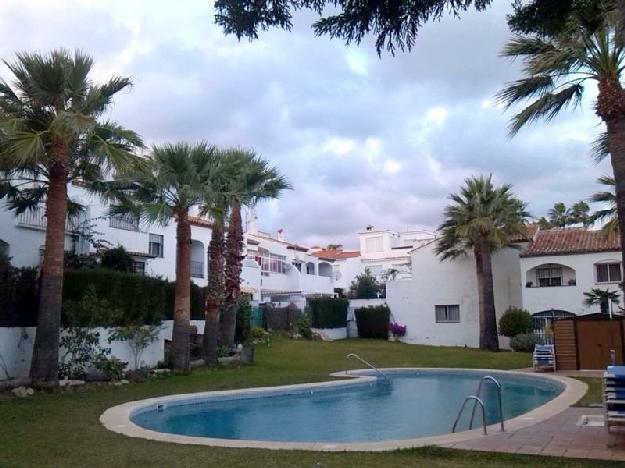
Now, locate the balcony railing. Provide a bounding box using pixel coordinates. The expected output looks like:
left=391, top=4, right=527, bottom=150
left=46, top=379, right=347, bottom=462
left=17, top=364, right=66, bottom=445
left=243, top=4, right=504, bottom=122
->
left=17, top=207, right=80, bottom=232
left=109, top=214, right=140, bottom=231
left=191, top=261, right=204, bottom=278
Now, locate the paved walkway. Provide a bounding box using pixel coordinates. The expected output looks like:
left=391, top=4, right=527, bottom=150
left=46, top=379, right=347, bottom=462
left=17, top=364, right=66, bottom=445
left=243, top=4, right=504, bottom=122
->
left=440, top=406, right=625, bottom=461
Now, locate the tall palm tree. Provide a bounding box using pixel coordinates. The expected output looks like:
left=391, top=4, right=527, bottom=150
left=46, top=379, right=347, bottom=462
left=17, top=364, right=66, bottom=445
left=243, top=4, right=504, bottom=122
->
left=591, top=175, right=619, bottom=235
left=113, top=142, right=218, bottom=372
left=436, top=175, right=528, bottom=351
left=0, top=50, right=141, bottom=385
left=497, top=11, right=625, bottom=278
left=220, top=149, right=290, bottom=347
left=547, top=202, right=569, bottom=228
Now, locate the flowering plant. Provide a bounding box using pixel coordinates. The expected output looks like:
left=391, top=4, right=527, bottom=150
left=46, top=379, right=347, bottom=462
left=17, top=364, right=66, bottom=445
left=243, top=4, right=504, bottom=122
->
left=388, top=321, right=407, bottom=337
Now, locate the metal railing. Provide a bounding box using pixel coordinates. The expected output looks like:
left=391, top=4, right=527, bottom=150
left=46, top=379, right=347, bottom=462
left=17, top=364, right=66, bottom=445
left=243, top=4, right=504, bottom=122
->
left=452, top=396, right=487, bottom=435
left=344, top=353, right=389, bottom=381
left=190, top=261, right=204, bottom=278
left=109, top=213, right=140, bottom=231
left=469, top=376, right=504, bottom=432
left=17, top=207, right=80, bottom=232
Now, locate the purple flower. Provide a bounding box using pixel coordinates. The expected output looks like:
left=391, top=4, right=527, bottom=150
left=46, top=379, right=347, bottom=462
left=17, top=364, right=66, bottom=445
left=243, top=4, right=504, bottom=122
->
left=389, top=321, right=407, bottom=337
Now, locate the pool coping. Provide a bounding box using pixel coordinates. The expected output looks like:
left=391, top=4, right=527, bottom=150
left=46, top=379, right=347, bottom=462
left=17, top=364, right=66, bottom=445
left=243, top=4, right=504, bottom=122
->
left=99, top=368, right=587, bottom=452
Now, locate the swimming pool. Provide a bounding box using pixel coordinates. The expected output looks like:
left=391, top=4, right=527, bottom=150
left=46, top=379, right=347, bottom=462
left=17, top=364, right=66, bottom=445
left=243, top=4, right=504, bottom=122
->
left=101, top=368, right=582, bottom=450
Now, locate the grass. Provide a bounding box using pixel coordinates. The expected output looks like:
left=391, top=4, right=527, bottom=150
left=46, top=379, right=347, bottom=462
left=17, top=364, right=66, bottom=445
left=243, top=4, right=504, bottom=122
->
left=574, top=377, right=603, bottom=407
left=0, top=337, right=617, bottom=467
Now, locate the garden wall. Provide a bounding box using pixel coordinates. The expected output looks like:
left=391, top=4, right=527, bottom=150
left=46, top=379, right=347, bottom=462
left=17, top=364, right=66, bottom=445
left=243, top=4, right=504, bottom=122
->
left=0, top=326, right=166, bottom=380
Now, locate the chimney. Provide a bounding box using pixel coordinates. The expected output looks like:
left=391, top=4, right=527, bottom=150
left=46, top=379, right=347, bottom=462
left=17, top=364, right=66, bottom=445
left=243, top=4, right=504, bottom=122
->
left=276, top=228, right=285, bottom=241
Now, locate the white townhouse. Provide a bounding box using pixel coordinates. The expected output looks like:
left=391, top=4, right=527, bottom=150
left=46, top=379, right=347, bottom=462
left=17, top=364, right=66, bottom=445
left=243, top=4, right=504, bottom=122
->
left=519, top=228, right=623, bottom=335
left=356, top=225, right=433, bottom=281
left=386, top=240, right=523, bottom=348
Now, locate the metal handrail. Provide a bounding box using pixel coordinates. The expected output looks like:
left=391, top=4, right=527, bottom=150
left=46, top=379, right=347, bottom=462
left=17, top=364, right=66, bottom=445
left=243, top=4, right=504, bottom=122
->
left=452, top=395, right=487, bottom=435
left=469, top=376, right=505, bottom=432
left=344, top=353, right=389, bottom=381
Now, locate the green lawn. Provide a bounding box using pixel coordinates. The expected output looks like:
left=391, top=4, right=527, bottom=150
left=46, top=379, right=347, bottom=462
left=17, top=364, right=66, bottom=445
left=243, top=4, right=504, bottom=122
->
left=574, top=377, right=603, bottom=407
left=0, top=337, right=617, bottom=467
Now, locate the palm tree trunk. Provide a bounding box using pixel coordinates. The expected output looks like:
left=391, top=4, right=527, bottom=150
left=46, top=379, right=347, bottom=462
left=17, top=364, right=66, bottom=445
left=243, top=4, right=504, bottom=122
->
left=617, top=0, right=625, bottom=47
left=203, top=220, right=225, bottom=365
left=30, top=147, right=69, bottom=386
left=172, top=210, right=191, bottom=372
left=221, top=200, right=243, bottom=347
left=597, top=77, right=625, bottom=287
left=474, top=240, right=499, bottom=351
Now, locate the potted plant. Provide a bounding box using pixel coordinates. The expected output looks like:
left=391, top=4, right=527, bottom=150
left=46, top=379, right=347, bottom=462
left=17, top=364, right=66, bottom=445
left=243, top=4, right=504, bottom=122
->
left=388, top=321, right=407, bottom=341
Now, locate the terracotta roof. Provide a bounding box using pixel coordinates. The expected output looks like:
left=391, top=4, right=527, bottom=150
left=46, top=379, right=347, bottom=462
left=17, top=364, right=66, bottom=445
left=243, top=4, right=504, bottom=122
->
left=188, top=216, right=213, bottom=228
left=511, top=223, right=539, bottom=242
left=312, top=249, right=360, bottom=260
left=520, top=228, right=620, bottom=257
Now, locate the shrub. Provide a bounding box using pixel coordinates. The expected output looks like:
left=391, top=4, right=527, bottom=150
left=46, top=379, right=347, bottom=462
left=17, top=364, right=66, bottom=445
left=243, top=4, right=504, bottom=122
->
left=510, top=333, right=538, bottom=352
left=349, top=269, right=381, bottom=299
left=499, top=307, right=532, bottom=338
left=250, top=326, right=269, bottom=345
left=308, top=297, right=348, bottom=328
left=59, top=328, right=111, bottom=380
left=235, top=295, right=252, bottom=344
left=355, top=304, right=390, bottom=339
left=108, top=324, right=160, bottom=370
left=295, top=312, right=312, bottom=339
left=100, top=246, right=134, bottom=272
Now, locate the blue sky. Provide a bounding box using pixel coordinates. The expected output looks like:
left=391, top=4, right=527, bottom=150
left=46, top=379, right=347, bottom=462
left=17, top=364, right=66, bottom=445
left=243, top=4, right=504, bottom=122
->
left=0, top=0, right=609, bottom=248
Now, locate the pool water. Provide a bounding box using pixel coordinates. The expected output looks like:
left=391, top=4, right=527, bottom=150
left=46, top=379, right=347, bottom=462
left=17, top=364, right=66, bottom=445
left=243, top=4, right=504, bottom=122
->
left=131, top=371, right=563, bottom=443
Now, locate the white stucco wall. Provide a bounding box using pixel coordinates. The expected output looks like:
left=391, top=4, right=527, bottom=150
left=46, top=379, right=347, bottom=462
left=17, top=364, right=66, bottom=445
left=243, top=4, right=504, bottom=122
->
left=520, top=250, right=623, bottom=316
left=386, top=244, right=522, bottom=348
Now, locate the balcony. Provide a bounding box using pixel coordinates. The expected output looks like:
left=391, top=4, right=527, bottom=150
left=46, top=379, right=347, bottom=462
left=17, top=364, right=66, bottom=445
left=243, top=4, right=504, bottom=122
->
left=191, top=261, right=204, bottom=278
left=17, top=207, right=81, bottom=232
left=109, top=214, right=140, bottom=231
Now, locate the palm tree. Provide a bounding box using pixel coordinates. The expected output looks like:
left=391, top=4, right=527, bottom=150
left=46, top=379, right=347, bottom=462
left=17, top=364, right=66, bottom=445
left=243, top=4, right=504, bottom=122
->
left=436, top=175, right=528, bottom=351
left=590, top=175, right=619, bottom=235
left=0, top=50, right=141, bottom=385
left=220, top=149, right=290, bottom=347
left=584, top=288, right=620, bottom=316
left=547, top=202, right=569, bottom=228
left=570, top=200, right=591, bottom=227
left=113, top=142, right=218, bottom=372
left=497, top=11, right=625, bottom=278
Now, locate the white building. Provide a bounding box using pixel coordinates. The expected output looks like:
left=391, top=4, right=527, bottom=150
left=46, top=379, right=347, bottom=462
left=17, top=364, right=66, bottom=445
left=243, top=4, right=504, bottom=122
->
left=386, top=241, right=523, bottom=347
left=519, top=228, right=622, bottom=336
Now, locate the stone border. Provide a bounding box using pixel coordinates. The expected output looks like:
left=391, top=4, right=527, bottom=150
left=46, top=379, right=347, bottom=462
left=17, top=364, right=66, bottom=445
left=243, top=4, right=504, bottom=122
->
left=100, top=368, right=586, bottom=451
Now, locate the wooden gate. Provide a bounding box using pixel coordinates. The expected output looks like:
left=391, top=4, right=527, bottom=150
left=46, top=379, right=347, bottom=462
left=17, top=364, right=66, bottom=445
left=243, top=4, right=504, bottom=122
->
left=553, top=315, right=625, bottom=370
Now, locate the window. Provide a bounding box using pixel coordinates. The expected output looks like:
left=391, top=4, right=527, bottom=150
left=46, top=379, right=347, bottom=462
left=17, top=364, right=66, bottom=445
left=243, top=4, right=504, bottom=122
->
left=133, top=261, right=145, bottom=275
left=596, top=262, right=622, bottom=283
left=149, top=234, right=164, bottom=258
left=248, top=248, right=289, bottom=274
left=535, top=266, right=562, bottom=287
left=435, top=305, right=460, bottom=323
left=365, top=236, right=383, bottom=253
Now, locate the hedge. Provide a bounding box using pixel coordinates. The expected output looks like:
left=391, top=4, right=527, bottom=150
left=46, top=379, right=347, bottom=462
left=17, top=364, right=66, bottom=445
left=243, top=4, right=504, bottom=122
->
left=0, top=267, right=207, bottom=326
left=308, top=297, right=348, bottom=328
left=354, top=304, right=390, bottom=339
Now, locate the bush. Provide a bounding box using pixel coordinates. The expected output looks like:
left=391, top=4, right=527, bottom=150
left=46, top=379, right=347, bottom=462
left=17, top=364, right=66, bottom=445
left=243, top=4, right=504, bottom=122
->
left=510, top=333, right=538, bottom=352
left=499, top=307, right=532, bottom=338
left=295, top=312, right=312, bottom=339
left=308, top=297, right=348, bottom=328
left=100, top=246, right=134, bottom=272
left=355, top=304, right=390, bottom=339
left=349, top=269, right=381, bottom=299
left=235, top=295, right=252, bottom=344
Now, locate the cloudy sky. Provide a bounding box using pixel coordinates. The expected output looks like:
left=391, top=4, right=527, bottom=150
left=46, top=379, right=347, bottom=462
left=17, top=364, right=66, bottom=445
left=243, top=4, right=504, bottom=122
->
left=0, top=0, right=609, bottom=248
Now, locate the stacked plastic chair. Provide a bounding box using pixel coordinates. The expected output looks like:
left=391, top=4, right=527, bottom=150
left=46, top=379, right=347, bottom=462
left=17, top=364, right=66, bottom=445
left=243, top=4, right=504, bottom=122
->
left=603, top=366, right=625, bottom=433
left=533, top=344, right=556, bottom=371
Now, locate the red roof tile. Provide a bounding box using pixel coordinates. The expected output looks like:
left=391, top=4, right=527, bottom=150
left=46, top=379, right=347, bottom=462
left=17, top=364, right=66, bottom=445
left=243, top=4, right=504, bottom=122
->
left=511, top=223, right=539, bottom=242
left=520, top=228, right=620, bottom=257
left=312, top=249, right=361, bottom=260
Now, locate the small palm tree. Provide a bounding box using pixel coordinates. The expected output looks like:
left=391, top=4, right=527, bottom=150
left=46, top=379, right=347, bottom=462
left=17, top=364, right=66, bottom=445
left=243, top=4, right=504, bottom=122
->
left=547, top=203, right=569, bottom=228
left=570, top=200, right=591, bottom=227
left=113, top=142, right=218, bottom=372
left=436, top=175, right=528, bottom=351
left=498, top=11, right=625, bottom=277
left=584, top=288, right=620, bottom=316
left=0, top=50, right=141, bottom=385
left=590, top=175, right=619, bottom=235
left=220, top=149, right=290, bottom=347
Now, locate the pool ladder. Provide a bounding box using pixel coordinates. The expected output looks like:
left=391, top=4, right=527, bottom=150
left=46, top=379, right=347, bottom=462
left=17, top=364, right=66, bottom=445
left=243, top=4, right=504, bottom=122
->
left=452, top=375, right=505, bottom=435
left=344, top=353, right=389, bottom=381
